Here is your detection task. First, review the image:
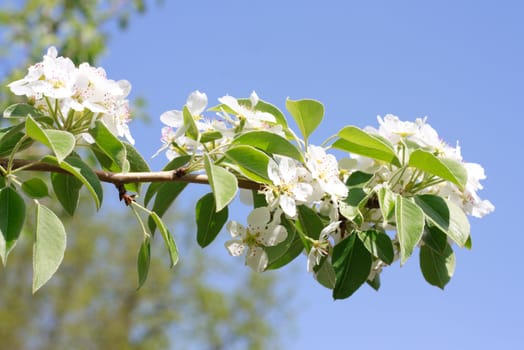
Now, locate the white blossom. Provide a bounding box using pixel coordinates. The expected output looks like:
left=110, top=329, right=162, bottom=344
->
left=225, top=207, right=287, bottom=272
left=160, top=90, right=208, bottom=130
left=8, top=46, right=76, bottom=100
left=306, top=145, right=348, bottom=200
left=218, top=91, right=282, bottom=133
left=265, top=156, right=314, bottom=217
left=7, top=46, right=134, bottom=144
left=436, top=162, right=495, bottom=218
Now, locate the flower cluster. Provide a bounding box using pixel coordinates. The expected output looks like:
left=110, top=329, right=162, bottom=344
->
left=358, top=114, right=494, bottom=218
left=156, top=95, right=493, bottom=284
left=8, top=47, right=134, bottom=143
left=156, top=90, right=351, bottom=272
left=156, top=90, right=283, bottom=160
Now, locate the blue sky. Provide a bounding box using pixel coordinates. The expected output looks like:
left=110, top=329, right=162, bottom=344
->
left=99, top=1, right=522, bottom=348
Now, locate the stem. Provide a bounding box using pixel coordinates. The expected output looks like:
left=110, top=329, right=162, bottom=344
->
left=44, top=97, right=59, bottom=126
left=0, top=158, right=264, bottom=191
left=7, top=135, right=30, bottom=173
left=129, top=202, right=150, bottom=238
left=320, top=133, right=339, bottom=148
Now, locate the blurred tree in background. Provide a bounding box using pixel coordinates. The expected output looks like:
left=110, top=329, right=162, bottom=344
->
left=0, top=201, right=292, bottom=350
left=0, top=0, right=153, bottom=112
left=0, top=1, right=295, bottom=349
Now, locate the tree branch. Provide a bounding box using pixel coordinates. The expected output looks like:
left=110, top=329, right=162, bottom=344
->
left=0, top=158, right=263, bottom=191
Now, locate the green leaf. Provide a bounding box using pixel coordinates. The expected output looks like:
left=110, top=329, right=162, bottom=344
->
left=196, top=193, right=228, bottom=248
left=332, top=233, right=372, bottom=300
left=296, top=205, right=324, bottom=241
left=358, top=230, right=394, bottom=265
left=395, top=196, right=425, bottom=265
left=441, top=158, right=468, bottom=188
left=414, top=194, right=470, bottom=247
left=420, top=243, right=455, bottom=289
left=3, top=103, right=45, bottom=119
left=51, top=173, right=82, bottom=216
left=123, top=142, right=151, bottom=193
left=225, top=145, right=271, bottom=183
left=21, top=178, right=49, bottom=198
left=136, top=237, right=151, bottom=290
left=144, top=155, right=190, bottom=206
left=314, top=259, right=336, bottom=289
left=285, top=98, right=324, bottom=142
left=0, top=187, right=26, bottom=265
left=333, top=126, right=400, bottom=166
left=338, top=201, right=363, bottom=223
left=408, top=150, right=467, bottom=189
left=149, top=212, right=179, bottom=267
left=124, top=142, right=151, bottom=172
left=231, top=131, right=303, bottom=162
left=89, top=120, right=129, bottom=173
left=266, top=217, right=303, bottom=269
left=0, top=123, right=34, bottom=157
left=200, top=131, right=223, bottom=143
left=345, top=171, right=373, bottom=187
left=204, top=154, right=238, bottom=212
left=377, top=186, right=396, bottom=222
left=183, top=105, right=199, bottom=140
left=464, top=235, right=472, bottom=250
left=26, top=116, right=75, bottom=163
left=252, top=190, right=268, bottom=208
left=422, top=224, right=448, bottom=254
left=339, top=187, right=368, bottom=223
left=345, top=187, right=367, bottom=207
left=367, top=273, right=381, bottom=291
left=44, top=155, right=103, bottom=209
left=32, top=204, right=67, bottom=293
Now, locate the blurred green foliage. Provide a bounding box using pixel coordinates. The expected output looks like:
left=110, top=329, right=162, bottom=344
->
left=0, top=201, right=292, bottom=350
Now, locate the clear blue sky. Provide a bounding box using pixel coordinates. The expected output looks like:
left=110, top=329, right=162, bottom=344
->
left=100, top=1, right=522, bottom=348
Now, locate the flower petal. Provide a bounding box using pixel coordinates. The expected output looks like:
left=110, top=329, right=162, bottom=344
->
left=307, top=248, right=318, bottom=272
left=249, top=91, right=259, bottom=108
left=268, top=158, right=281, bottom=185
left=218, top=95, right=241, bottom=113
left=279, top=194, right=296, bottom=218
left=245, top=246, right=268, bottom=272
left=260, top=225, right=287, bottom=246
left=187, top=90, right=208, bottom=116
left=225, top=240, right=247, bottom=256
left=247, top=207, right=270, bottom=227
left=226, top=221, right=245, bottom=238
left=160, top=110, right=183, bottom=127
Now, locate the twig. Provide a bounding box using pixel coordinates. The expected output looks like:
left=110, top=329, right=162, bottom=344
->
left=0, top=158, right=263, bottom=191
